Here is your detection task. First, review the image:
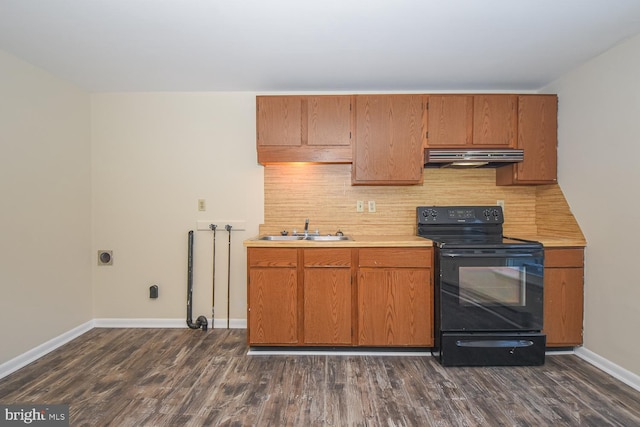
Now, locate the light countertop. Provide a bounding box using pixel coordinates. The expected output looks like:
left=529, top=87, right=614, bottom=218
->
left=244, top=234, right=586, bottom=248
left=507, top=235, right=587, bottom=248
left=243, top=235, right=433, bottom=248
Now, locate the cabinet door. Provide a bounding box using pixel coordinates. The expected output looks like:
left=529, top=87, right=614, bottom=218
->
left=308, top=96, right=352, bottom=147
left=543, top=267, right=584, bottom=346
left=473, top=95, right=517, bottom=146
left=357, top=268, right=432, bottom=346
left=352, top=95, right=424, bottom=185
left=303, top=268, right=352, bottom=344
left=303, top=248, right=352, bottom=345
left=257, top=95, right=352, bottom=163
left=426, top=95, right=473, bottom=147
left=249, top=267, right=298, bottom=345
left=256, top=96, right=303, bottom=146
left=497, top=95, right=557, bottom=185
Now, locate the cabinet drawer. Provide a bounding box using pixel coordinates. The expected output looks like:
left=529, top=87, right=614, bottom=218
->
left=304, top=248, right=351, bottom=267
left=545, top=248, right=584, bottom=268
left=249, top=248, right=297, bottom=267
left=359, top=248, right=432, bottom=268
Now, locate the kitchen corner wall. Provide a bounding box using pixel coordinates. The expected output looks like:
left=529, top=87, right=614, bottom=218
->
left=91, top=93, right=263, bottom=323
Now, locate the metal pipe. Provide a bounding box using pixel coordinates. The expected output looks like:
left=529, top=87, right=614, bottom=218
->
left=186, top=230, right=208, bottom=331
left=225, top=224, right=232, bottom=329
left=210, top=224, right=217, bottom=327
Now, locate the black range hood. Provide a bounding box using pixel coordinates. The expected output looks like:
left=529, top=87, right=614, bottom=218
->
left=425, top=149, right=524, bottom=168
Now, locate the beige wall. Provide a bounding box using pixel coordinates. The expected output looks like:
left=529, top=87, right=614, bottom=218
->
left=90, top=93, right=263, bottom=322
left=545, top=34, right=640, bottom=374
left=0, top=50, right=92, bottom=365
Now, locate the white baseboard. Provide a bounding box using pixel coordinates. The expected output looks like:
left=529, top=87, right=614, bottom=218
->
left=575, top=346, right=640, bottom=392
left=94, top=318, right=248, bottom=329
left=94, top=318, right=186, bottom=328
left=0, top=320, right=94, bottom=380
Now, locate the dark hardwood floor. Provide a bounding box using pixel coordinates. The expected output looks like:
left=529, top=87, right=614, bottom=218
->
left=0, top=328, right=638, bottom=426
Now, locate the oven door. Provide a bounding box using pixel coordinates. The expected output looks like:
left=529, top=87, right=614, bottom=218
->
left=437, top=246, right=544, bottom=332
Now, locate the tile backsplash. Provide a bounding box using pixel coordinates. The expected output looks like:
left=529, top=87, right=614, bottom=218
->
left=262, top=164, right=573, bottom=237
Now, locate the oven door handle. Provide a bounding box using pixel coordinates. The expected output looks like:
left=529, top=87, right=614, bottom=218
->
left=456, top=339, right=535, bottom=348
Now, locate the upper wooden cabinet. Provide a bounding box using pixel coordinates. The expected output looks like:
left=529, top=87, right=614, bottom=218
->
left=352, top=94, right=425, bottom=185
left=256, top=93, right=558, bottom=186
left=496, top=95, right=558, bottom=185
left=425, top=95, right=473, bottom=147
left=425, top=94, right=517, bottom=148
left=307, top=96, right=352, bottom=147
left=473, top=95, right=517, bottom=147
left=256, top=95, right=353, bottom=163
left=256, top=96, right=303, bottom=147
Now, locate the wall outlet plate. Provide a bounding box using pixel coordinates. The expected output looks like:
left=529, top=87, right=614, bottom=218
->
left=97, top=250, right=113, bottom=266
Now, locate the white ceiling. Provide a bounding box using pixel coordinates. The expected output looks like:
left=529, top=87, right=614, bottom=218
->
left=2, top=0, right=640, bottom=92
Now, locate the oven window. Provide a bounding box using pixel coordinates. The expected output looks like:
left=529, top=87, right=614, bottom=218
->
left=459, top=266, right=526, bottom=306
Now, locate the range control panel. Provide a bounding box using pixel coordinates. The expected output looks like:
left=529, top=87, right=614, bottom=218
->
left=417, top=206, right=504, bottom=225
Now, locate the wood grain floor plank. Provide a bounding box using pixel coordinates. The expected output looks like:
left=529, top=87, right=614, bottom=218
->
left=1, top=329, right=639, bottom=426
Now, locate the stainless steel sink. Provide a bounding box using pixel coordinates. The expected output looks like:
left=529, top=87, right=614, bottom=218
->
left=258, top=235, right=305, bottom=241
left=304, top=235, right=352, bottom=241
left=258, top=235, right=351, bottom=241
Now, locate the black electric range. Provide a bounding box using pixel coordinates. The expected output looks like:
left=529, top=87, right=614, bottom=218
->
left=417, top=206, right=546, bottom=367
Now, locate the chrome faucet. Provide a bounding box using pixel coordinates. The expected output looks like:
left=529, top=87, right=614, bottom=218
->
left=303, top=218, right=310, bottom=237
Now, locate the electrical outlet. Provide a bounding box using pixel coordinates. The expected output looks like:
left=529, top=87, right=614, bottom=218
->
left=356, top=201, right=364, bottom=212
left=368, top=201, right=376, bottom=213
left=198, top=199, right=206, bottom=211
left=497, top=200, right=505, bottom=209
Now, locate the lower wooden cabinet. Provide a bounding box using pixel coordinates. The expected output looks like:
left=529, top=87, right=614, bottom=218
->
left=357, top=269, right=432, bottom=346
left=303, top=249, right=353, bottom=345
left=247, top=246, right=433, bottom=347
left=543, top=248, right=584, bottom=347
left=357, top=248, right=433, bottom=346
left=247, top=248, right=298, bottom=344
